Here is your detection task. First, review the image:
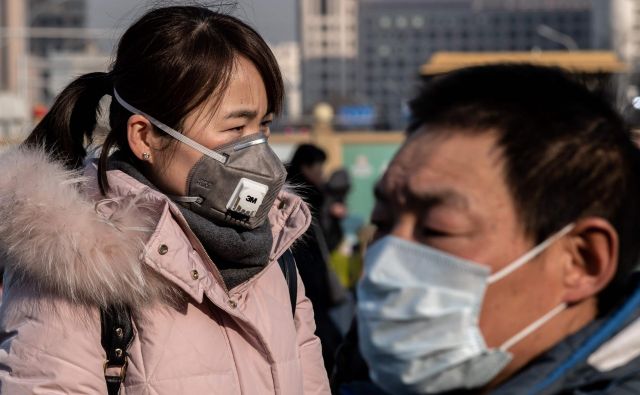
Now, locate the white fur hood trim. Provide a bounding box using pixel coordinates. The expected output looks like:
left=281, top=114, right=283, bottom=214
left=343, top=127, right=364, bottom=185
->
left=0, top=147, right=180, bottom=308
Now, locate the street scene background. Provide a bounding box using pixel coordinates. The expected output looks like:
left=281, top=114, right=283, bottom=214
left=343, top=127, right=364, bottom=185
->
left=1, top=0, right=638, bottom=317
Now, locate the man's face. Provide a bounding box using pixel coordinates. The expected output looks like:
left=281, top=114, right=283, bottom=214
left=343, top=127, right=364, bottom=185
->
left=371, top=127, right=571, bottom=379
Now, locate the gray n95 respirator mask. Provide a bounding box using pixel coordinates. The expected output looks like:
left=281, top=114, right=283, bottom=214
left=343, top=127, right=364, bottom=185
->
left=113, top=89, right=286, bottom=230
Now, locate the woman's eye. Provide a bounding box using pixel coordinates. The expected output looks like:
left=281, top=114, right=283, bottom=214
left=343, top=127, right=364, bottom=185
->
left=261, top=120, right=273, bottom=128
left=228, top=125, right=244, bottom=132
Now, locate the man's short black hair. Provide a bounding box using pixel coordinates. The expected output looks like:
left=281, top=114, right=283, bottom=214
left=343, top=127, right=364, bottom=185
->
left=409, top=64, right=640, bottom=313
left=289, top=144, right=327, bottom=169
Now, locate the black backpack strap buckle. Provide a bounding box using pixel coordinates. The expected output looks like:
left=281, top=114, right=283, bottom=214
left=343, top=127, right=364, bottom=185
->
left=100, top=305, right=134, bottom=395
left=104, top=358, right=128, bottom=394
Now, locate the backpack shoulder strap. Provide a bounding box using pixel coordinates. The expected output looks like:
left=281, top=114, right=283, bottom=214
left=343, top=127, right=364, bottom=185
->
left=100, top=305, right=134, bottom=395
left=278, top=249, right=298, bottom=317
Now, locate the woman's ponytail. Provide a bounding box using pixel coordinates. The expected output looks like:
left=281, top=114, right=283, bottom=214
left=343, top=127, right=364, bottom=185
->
left=22, top=72, right=112, bottom=169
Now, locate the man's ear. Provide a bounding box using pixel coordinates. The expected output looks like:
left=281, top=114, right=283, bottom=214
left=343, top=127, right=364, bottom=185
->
left=127, top=114, right=157, bottom=163
left=562, top=217, right=618, bottom=304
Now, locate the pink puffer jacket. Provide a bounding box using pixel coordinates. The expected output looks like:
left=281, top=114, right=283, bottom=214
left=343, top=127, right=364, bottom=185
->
left=0, top=148, right=330, bottom=394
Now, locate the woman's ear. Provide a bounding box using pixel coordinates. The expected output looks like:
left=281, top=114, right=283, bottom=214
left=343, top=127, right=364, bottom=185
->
left=562, top=217, right=618, bottom=304
left=127, top=114, right=156, bottom=163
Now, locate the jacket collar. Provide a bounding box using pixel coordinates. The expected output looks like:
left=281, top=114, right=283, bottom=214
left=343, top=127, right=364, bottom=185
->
left=0, top=147, right=310, bottom=309
left=493, top=274, right=640, bottom=395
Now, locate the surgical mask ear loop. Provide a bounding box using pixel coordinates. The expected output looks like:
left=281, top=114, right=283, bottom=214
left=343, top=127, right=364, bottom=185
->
left=499, top=302, right=568, bottom=352
left=488, top=223, right=575, bottom=284
left=486, top=224, right=574, bottom=352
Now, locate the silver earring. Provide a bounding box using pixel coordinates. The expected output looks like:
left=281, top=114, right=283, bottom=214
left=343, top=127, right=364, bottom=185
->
left=142, top=152, right=150, bottom=161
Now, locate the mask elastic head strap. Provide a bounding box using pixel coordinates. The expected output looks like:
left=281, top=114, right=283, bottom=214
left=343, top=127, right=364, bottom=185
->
left=112, top=88, right=227, bottom=164
left=488, top=223, right=575, bottom=284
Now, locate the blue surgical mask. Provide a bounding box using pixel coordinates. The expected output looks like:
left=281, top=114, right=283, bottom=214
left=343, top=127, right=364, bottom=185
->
left=357, top=224, right=574, bottom=394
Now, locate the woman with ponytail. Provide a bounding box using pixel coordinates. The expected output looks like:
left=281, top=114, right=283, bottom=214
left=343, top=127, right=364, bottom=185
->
left=0, top=6, right=329, bottom=394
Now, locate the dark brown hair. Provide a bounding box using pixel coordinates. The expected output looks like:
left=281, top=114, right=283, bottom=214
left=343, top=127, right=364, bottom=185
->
left=408, top=64, right=640, bottom=313
left=23, top=5, right=283, bottom=194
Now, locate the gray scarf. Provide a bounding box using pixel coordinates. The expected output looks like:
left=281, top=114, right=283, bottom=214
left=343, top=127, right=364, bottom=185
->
left=107, top=153, right=273, bottom=289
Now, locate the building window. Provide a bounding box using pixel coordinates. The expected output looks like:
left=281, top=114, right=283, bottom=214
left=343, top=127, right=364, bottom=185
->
left=396, top=16, right=408, bottom=29
left=412, top=15, right=425, bottom=28
left=379, top=16, right=392, bottom=29
left=378, top=45, right=391, bottom=57
left=320, top=0, right=328, bottom=15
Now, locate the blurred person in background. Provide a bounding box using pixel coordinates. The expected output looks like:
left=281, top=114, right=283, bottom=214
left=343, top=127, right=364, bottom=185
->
left=334, top=64, right=640, bottom=394
left=0, top=6, right=330, bottom=394
left=287, top=143, right=327, bottom=214
left=321, top=168, right=351, bottom=253
left=287, top=144, right=347, bottom=375
left=322, top=169, right=355, bottom=292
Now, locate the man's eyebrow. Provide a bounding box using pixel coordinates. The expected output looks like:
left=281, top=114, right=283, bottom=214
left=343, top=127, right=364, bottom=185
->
left=375, top=180, right=469, bottom=210
left=224, top=109, right=259, bottom=120
left=408, top=188, right=470, bottom=210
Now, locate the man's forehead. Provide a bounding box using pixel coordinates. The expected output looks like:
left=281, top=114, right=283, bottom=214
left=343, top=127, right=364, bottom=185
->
left=376, top=173, right=470, bottom=210
left=381, top=134, right=435, bottom=186
left=377, top=130, right=505, bottom=209
left=378, top=131, right=448, bottom=195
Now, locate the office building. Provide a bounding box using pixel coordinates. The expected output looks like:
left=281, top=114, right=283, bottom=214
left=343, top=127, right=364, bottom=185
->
left=29, top=0, right=87, bottom=57
left=298, top=0, right=359, bottom=116
left=0, top=0, right=27, bottom=94
left=271, top=41, right=303, bottom=123
left=359, top=0, right=608, bottom=129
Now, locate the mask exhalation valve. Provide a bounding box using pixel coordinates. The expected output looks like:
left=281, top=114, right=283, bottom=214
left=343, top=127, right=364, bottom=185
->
left=226, top=178, right=269, bottom=218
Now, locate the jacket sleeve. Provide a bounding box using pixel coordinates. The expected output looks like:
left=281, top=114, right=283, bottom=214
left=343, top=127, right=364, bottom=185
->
left=0, top=283, right=108, bottom=394
left=294, top=272, right=331, bottom=395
